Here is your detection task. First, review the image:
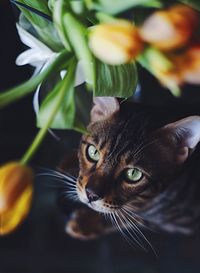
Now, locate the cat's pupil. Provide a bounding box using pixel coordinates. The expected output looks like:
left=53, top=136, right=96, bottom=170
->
left=125, top=168, right=143, bottom=183
left=87, top=145, right=100, bottom=162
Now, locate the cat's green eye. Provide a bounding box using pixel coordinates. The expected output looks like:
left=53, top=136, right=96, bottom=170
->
left=86, top=145, right=100, bottom=162
left=125, top=168, right=143, bottom=183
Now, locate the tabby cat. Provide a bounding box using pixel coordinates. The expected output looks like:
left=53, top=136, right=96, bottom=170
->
left=64, top=97, right=200, bottom=243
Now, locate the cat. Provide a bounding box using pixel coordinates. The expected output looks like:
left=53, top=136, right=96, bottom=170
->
left=64, top=96, right=200, bottom=243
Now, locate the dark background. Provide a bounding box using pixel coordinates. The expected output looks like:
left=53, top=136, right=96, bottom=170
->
left=1, top=1, right=200, bottom=273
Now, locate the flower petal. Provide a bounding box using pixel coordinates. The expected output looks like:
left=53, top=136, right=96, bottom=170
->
left=16, top=24, right=52, bottom=54
left=16, top=49, right=43, bottom=66
left=75, top=61, right=86, bottom=86
left=16, top=24, right=53, bottom=55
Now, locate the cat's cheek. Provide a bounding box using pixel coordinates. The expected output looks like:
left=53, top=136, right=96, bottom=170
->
left=76, top=184, right=88, bottom=204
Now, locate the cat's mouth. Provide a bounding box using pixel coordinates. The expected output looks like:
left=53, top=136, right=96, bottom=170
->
left=88, top=200, right=119, bottom=214
left=76, top=184, right=119, bottom=214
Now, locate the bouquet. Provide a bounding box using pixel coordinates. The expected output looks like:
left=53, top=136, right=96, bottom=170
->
left=0, top=0, right=200, bottom=235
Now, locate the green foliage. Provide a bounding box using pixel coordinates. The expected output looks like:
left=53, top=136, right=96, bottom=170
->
left=37, top=63, right=76, bottom=129
left=94, top=61, right=138, bottom=97
left=3, top=0, right=200, bottom=164
left=63, top=13, right=94, bottom=85
left=92, top=0, right=162, bottom=14
left=16, top=0, right=63, bottom=51
left=0, top=51, right=70, bottom=109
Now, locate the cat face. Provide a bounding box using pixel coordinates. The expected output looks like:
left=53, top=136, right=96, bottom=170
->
left=76, top=97, right=200, bottom=214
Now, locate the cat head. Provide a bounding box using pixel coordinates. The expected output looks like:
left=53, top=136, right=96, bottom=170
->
left=76, top=97, right=200, bottom=214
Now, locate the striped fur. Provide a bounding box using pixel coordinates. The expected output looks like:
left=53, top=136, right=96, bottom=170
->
left=76, top=101, right=200, bottom=234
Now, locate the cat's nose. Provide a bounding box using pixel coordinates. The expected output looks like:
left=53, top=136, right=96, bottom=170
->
left=85, top=188, right=100, bottom=203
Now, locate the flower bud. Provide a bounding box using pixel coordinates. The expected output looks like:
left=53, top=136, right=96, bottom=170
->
left=89, top=21, right=143, bottom=65
left=181, top=45, right=200, bottom=84
left=0, top=162, right=33, bottom=235
left=140, top=5, right=198, bottom=51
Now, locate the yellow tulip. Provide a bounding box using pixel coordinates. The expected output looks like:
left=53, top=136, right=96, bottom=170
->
left=89, top=20, right=143, bottom=65
left=140, top=5, right=198, bottom=51
left=181, top=45, right=200, bottom=85
left=0, top=162, right=33, bottom=235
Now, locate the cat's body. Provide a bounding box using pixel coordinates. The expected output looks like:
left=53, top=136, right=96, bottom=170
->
left=65, top=98, right=200, bottom=240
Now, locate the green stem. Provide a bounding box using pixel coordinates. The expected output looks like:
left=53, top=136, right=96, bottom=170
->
left=20, top=59, right=77, bottom=165
left=84, top=0, right=93, bottom=10
left=0, top=50, right=70, bottom=109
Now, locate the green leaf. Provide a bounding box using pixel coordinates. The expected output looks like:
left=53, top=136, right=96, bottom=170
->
left=138, top=47, right=173, bottom=73
left=94, top=61, right=138, bottom=98
left=53, top=0, right=71, bottom=50
left=16, top=0, right=50, bottom=28
left=63, top=13, right=94, bottom=85
left=0, top=51, right=70, bottom=109
left=178, top=0, right=200, bottom=11
left=18, top=0, right=51, bottom=16
left=93, top=0, right=162, bottom=14
left=37, top=60, right=77, bottom=129
left=16, top=0, right=63, bottom=51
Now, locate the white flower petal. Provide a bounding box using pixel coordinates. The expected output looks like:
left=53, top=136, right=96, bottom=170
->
left=60, top=62, right=86, bottom=86
left=60, top=66, right=85, bottom=86
left=16, top=49, right=43, bottom=66
left=33, top=83, right=41, bottom=115
left=60, top=70, right=67, bottom=79
left=75, top=61, right=86, bottom=86
left=16, top=24, right=54, bottom=56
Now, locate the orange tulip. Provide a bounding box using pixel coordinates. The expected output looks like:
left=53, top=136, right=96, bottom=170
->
left=89, top=20, right=143, bottom=65
left=181, top=45, right=200, bottom=85
left=140, top=5, right=198, bottom=51
left=0, top=162, right=33, bottom=235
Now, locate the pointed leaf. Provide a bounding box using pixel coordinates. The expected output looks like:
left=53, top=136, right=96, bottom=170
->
left=94, top=61, right=138, bottom=98
left=63, top=13, right=94, bottom=85
left=37, top=62, right=76, bottom=129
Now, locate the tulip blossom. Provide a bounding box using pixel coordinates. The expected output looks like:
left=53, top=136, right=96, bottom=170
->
left=89, top=20, right=143, bottom=65
left=140, top=5, right=198, bottom=51
left=182, top=45, right=200, bottom=85
left=0, top=162, right=33, bottom=235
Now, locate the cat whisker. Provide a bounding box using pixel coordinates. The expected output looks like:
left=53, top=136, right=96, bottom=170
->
left=111, top=211, right=145, bottom=249
left=37, top=167, right=77, bottom=182
left=36, top=172, right=76, bottom=181
left=123, top=205, right=156, bottom=233
left=132, top=139, right=159, bottom=159
left=123, top=204, right=144, bottom=220
left=36, top=172, right=77, bottom=187
left=110, top=211, right=138, bottom=248
left=62, top=191, right=80, bottom=202
left=63, top=189, right=77, bottom=194
left=116, top=210, right=147, bottom=250
left=109, top=212, right=127, bottom=241
left=121, top=208, right=157, bottom=256
left=119, top=209, right=145, bottom=242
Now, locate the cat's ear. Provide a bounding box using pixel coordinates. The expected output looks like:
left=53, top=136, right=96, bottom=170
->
left=91, top=97, right=120, bottom=122
left=160, top=116, right=200, bottom=164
